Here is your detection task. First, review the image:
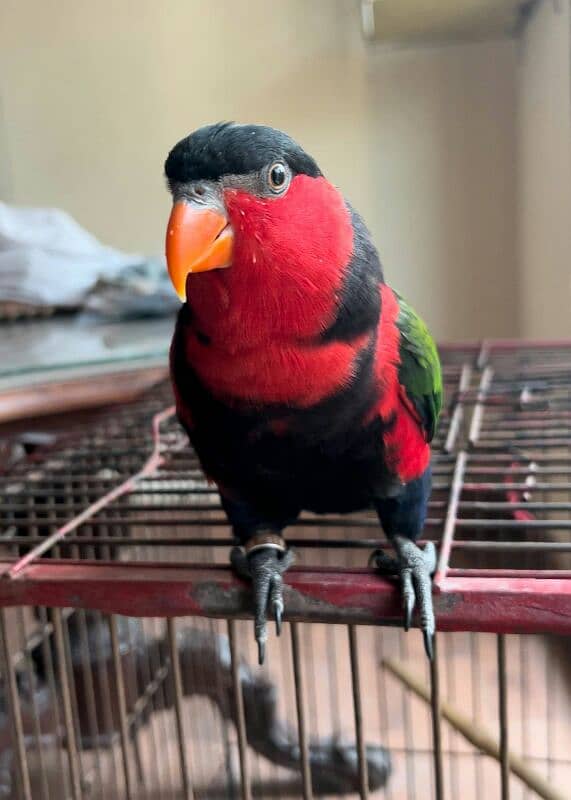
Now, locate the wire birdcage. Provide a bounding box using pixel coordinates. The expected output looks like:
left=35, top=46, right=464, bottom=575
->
left=0, top=340, right=570, bottom=800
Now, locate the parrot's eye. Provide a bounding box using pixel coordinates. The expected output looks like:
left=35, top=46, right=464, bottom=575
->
left=267, top=162, right=289, bottom=193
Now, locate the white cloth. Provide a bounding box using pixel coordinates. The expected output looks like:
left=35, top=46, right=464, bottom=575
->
left=0, top=202, right=143, bottom=307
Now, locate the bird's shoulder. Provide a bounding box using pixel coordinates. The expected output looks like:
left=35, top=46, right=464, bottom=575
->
left=374, top=285, right=442, bottom=443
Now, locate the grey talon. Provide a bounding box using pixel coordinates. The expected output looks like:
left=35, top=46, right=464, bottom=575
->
left=257, top=638, right=266, bottom=666
left=231, top=540, right=294, bottom=664
left=372, top=536, right=437, bottom=657
left=423, top=541, right=437, bottom=574
left=273, top=598, right=283, bottom=636
left=401, top=568, right=415, bottom=632
left=423, top=630, right=435, bottom=661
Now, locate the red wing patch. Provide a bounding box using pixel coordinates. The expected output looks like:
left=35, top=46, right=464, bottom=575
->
left=373, top=285, right=430, bottom=482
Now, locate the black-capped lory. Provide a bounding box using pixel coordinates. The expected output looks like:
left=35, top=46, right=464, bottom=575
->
left=165, top=123, right=442, bottom=663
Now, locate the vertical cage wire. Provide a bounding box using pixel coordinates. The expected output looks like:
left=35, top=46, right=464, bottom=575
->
left=228, top=619, right=252, bottom=800
left=497, top=635, right=510, bottom=800
left=348, top=625, right=369, bottom=800
left=15, top=606, right=49, bottom=800
left=2, top=615, right=571, bottom=799
left=290, top=622, right=313, bottom=800
left=167, top=617, right=194, bottom=800
left=429, top=635, right=444, bottom=800
left=108, top=614, right=133, bottom=800
left=0, top=609, right=32, bottom=800
left=52, top=608, right=82, bottom=800
left=72, top=609, right=105, bottom=796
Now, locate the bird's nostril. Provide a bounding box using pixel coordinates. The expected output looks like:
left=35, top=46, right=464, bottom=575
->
left=193, top=184, right=206, bottom=197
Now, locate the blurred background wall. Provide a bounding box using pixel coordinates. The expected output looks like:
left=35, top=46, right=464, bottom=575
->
left=0, top=0, right=568, bottom=340
left=517, top=0, right=571, bottom=338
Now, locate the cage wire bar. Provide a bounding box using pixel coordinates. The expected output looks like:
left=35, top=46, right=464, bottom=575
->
left=0, top=340, right=569, bottom=800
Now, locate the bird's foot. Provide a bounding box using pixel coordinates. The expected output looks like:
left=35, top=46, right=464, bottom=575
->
left=370, top=536, right=437, bottom=659
left=231, top=533, right=295, bottom=665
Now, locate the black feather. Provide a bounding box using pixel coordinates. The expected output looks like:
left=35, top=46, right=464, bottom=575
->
left=321, top=205, right=383, bottom=342
left=165, top=122, right=322, bottom=184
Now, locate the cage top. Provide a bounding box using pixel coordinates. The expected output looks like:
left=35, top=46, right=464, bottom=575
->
left=0, top=340, right=570, bottom=634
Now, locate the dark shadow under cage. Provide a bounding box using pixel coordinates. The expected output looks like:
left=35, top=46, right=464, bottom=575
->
left=0, top=340, right=570, bottom=800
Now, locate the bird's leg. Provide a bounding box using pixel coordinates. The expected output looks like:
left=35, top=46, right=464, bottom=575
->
left=371, top=535, right=437, bottom=658
left=231, top=532, right=295, bottom=665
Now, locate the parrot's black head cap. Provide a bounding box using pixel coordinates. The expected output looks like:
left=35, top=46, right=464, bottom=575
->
left=165, top=122, right=322, bottom=185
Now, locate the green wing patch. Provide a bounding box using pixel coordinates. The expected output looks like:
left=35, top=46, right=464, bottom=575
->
left=395, top=293, right=443, bottom=443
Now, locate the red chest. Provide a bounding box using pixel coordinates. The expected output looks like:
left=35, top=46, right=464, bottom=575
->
left=184, top=331, right=368, bottom=407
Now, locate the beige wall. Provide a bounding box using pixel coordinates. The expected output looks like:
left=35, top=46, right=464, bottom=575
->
left=0, top=0, right=519, bottom=340
left=517, top=0, right=571, bottom=338
left=365, top=40, right=518, bottom=340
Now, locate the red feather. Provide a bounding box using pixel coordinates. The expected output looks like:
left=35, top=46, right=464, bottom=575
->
left=183, top=175, right=359, bottom=405
left=180, top=178, right=429, bottom=482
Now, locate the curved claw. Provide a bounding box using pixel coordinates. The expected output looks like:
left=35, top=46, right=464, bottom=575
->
left=271, top=575, right=284, bottom=636
left=401, top=569, right=415, bottom=632
left=270, top=551, right=294, bottom=637
left=423, top=629, right=434, bottom=660
left=422, top=541, right=437, bottom=574
left=372, top=537, right=437, bottom=659
left=415, top=541, right=436, bottom=659
left=257, top=638, right=266, bottom=666
left=232, top=544, right=294, bottom=665
left=250, top=549, right=274, bottom=664
left=274, top=603, right=283, bottom=636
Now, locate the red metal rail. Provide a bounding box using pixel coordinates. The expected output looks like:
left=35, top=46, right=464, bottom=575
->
left=0, top=560, right=570, bottom=634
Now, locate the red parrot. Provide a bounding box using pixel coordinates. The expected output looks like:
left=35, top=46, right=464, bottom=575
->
left=165, top=123, right=442, bottom=663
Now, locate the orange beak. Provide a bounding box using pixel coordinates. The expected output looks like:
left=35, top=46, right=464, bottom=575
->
left=165, top=201, right=234, bottom=300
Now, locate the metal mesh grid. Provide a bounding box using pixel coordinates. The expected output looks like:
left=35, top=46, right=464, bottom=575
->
left=0, top=340, right=570, bottom=800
